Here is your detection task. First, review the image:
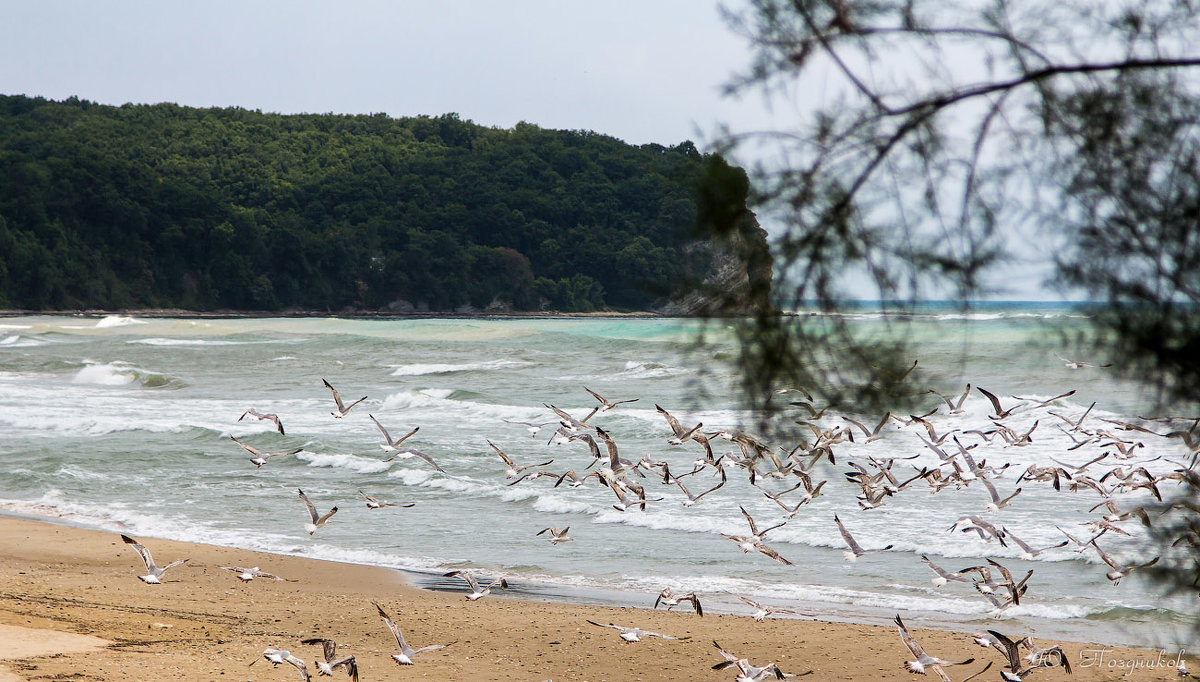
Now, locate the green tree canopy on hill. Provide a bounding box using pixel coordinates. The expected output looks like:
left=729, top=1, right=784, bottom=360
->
left=0, top=95, right=753, bottom=313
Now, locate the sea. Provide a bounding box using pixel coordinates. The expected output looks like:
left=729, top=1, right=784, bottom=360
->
left=0, top=304, right=1194, bottom=649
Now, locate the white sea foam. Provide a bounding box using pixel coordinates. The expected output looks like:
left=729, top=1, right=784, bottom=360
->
left=127, top=338, right=246, bottom=346
left=297, top=452, right=391, bottom=474
left=71, top=362, right=138, bottom=386
left=531, top=495, right=593, bottom=514
left=95, top=315, right=146, bottom=328
left=389, top=359, right=531, bottom=376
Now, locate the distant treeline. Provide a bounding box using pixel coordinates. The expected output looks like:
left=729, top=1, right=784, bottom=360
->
left=0, top=94, right=749, bottom=313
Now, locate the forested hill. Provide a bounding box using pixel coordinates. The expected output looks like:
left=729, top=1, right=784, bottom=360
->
left=0, top=94, right=768, bottom=314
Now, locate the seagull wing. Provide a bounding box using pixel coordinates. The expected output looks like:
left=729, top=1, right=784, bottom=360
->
left=323, top=379, right=346, bottom=411
left=297, top=489, right=320, bottom=524
left=315, top=506, right=338, bottom=526
left=739, top=505, right=761, bottom=536
left=487, top=440, right=515, bottom=467
left=121, top=534, right=156, bottom=572
left=375, top=603, right=407, bottom=649
left=399, top=448, right=444, bottom=472
left=369, top=414, right=393, bottom=444
left=229, top=436, right=262, bottom=457
left=411, top=642, right=452, bottom=656
left=656, top=404, right=685, bottom=436
left=756, top=543, right=794, bottom=565
left=894, top=615, right=927, bottom=659
left=444, top=570, right=480, bottom=592
left=834, top=514, right=865, bottom=554
left=976, top=386, right=1005, bottom=416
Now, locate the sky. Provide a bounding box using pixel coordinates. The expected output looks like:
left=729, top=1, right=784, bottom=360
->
left=0, top=2, right=777, bottom=149
left=0, top=2, right=1060, bottom=299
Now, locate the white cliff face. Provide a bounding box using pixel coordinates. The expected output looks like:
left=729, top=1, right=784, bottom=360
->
left=657, top=211, right=773, bottom=316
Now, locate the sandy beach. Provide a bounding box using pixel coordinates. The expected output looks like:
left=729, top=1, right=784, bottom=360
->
left=0, top=515, right=1187, bottom=681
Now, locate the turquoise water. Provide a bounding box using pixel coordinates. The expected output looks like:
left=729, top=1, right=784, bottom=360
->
left=0, top=310, right=1192, bottom=648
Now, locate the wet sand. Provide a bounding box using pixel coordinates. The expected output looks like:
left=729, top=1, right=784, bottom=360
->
left=0, top=515, right=1187, bottom=681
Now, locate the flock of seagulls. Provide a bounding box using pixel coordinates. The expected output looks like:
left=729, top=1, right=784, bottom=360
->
left=113, top=362, right=1199, bottom=680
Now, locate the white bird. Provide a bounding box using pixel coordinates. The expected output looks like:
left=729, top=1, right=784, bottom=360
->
left=443, top=570, right=509, bottom=600
left=584, top=386, right=639, bottom=411
left=834, top=513, right=893, bottom=562
left=981, top=478, right=1022, bottom=512
left=977, top=386, right=1021, bottom=419
left=712, top=640, right=809, bottom=681
left=503, top=418, right=557, bottom=438
left=220, top=565, right=292, bottom=582
left=358, top=490, right=414, bottom=509
left=536, top=526, right=573, bottom=544
left=676, top=467, right=726, bottom=507
left=300, top=638, right=359, bottom=681
left=487, top=440, right=553, bottom=479
left=298, top=489, right=338, bottom=535
left=720, top=506, right=793, bottom=565
left=928, top=384, right=971, bottom=415
left=229, top=435, right=302, bottom=468
left=656, top=404, right=703, bottom=445
left=894, top=615, right=975, bottom=681
left=921, top=555, right=971, bottom=587
left=653, top=587, right=703, bottom=616
left=1001, top=528, right=1068, bottom=560
left=120, top=534, right=188, bottom=584
left=250, top=648, right=309, bottom=681
left=323, top=378, right=366, bottom=418
left=375, top=602, right=453, bottom=665
left=735, top=595, right=802, bottom=622
left=369, top=414, right=418, bottom=453
left=1090, top=538, right=1159, bottom=585
left=1056, top=353, right=1111, bottom=369
left=586, top=620, right=688, bottom=643
left=238, top=408, right=285, bottom=434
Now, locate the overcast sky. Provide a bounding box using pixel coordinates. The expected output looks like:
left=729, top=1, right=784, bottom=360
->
left=0, top=2, right=779, bottom=148
left=1, top=2, right=1063, bottom=299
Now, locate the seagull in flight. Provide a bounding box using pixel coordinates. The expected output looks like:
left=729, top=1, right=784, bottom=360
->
left=229, top=435, right=302, bottom=468
left=488, top=440, right=553, bottom=479
left=653, top=587, right=703, bottom=616
left=921, top=555, right=971, bottom=587
left=238, top=408, right=285, bottom=434
left=976, top=386, right=1021, bottom=419
left=443, top=570, right=509, bottom=600
left=712, top=641, right=810, bottom=681
left=735, top=595, right=805, bottom=622
left=300, top=638, right=359, bottom=681
left=503, top=418, right=557, bottom=438
left=298, top=489, right=338, bottom=535
left=1090, top=539, right=1159, bottom=585
left=586, top=620, right=688, bottom=643
left=369, top=414, right=419, bottom=453
left=359, top=490, right=414, bottom=509
left=584, top=386, right=639, bottom=411
left=220, top=565, right=293, bottom=582
left=834, top=514, right=893, bottom=562
left=536, top=526, right=573, bottom=544
left=323, top=378, right=366, bottom=418
left=375, top=602, right=453, bottom=665
left=1001, top=528, right=1068, bottom=560
left=894, top=615, right=975, bottom=681
left=251, top=648, right=309, bottom=681
left=656, top=404, right=703, bottom=445
left=721, top=506, right=793, bottom=565
left=1056, top=353, right=1111, bottom=369
left=121, top=534, right=188, bottom=584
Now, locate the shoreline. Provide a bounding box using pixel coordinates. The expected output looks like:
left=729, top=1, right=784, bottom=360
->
left=0, top=309, right=672, bottom=320
left=0, top=514, right=1188, bottom=681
